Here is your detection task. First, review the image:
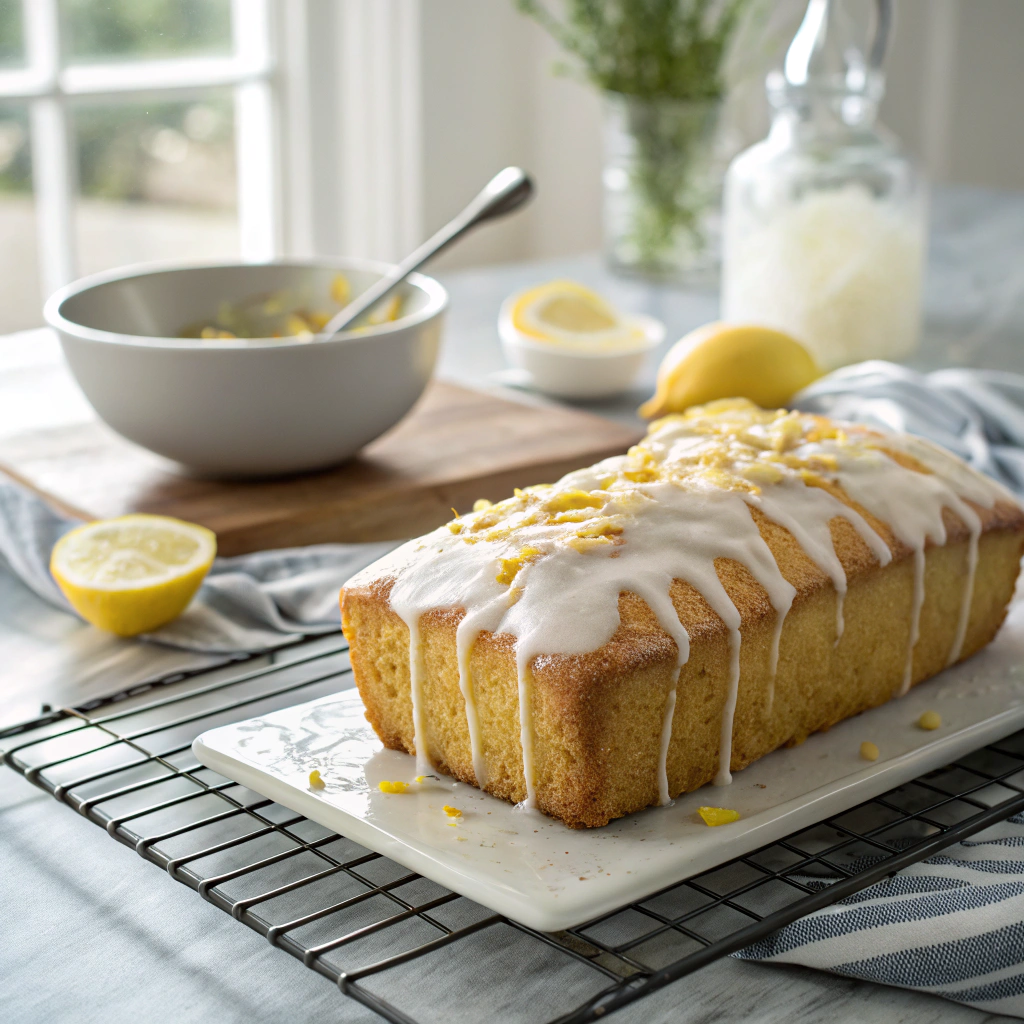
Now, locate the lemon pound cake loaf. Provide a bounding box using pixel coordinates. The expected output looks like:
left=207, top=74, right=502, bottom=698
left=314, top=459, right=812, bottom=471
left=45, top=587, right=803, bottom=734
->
left=341, top=400, right=1024, bottom=828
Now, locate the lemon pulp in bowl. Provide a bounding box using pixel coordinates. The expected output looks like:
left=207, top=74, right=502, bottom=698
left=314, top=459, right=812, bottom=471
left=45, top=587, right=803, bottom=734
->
left=182, top=272, right=404, bottom=341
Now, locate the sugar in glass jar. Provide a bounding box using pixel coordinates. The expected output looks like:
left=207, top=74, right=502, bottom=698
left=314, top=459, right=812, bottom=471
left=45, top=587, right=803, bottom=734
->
left=721, top=0, right=925, bottom=371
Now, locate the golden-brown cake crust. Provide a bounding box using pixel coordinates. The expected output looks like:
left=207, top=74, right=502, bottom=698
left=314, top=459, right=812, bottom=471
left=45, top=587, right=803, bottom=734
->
left=343, top=482, right=1024, bottom=828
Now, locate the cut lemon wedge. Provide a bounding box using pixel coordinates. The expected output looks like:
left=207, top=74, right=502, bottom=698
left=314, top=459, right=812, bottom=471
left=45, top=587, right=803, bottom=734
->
left=639, top=322, right=820, bottom=419
left=51, top=514, right=216, bottom=637
left=507, top=280, right=648, bottom=351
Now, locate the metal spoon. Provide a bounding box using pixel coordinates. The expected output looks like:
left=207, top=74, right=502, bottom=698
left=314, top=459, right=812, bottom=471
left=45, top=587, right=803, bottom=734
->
left=321, top=166, right=534, bottom=339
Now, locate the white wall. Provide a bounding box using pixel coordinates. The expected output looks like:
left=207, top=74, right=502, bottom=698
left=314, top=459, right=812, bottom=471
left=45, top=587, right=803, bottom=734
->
left=412, top=0, right=1024, bottom=270
left=417, top=0, right=603, bottom=269
left=418, top=0, right=534, bottom=267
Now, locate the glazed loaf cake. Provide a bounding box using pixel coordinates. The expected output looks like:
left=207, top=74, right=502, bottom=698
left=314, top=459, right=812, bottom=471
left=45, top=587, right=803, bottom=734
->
left=341, top=400, right=1024, bottom=828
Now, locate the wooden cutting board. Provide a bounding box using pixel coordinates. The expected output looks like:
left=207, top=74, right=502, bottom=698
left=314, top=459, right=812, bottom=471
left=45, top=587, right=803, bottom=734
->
left=0, top=380, right=642, bottom=555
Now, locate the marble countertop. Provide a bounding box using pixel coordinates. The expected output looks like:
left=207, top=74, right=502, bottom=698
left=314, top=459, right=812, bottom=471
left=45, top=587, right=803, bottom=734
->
left=3, top=185, right=1024, bottom=1023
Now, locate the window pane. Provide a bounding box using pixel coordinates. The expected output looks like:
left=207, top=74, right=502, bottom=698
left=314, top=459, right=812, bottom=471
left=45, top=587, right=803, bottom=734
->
left=0, top=0, right=24, bottom=69
left=73, top=94, right=239, bottom=277
left=0, top=104, right=43, bottom=332
left=61, top=0, right=232, bottom=64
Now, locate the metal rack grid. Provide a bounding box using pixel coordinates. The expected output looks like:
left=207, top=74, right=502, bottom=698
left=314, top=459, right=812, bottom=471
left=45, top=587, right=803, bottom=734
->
left=6, top=631, right=1024, bottom=1024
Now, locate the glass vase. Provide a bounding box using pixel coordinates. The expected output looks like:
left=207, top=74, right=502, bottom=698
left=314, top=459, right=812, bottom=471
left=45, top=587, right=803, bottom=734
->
left=602, top=92, right=725, bottom=283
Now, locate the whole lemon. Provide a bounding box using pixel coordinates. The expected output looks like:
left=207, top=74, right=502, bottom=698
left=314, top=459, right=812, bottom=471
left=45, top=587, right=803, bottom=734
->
left=639, top=322, right=820, bottom=419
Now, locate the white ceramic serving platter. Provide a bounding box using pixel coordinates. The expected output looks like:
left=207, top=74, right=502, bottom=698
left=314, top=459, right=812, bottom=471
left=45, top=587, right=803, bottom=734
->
left=194, top=600, right=1024, bottom=933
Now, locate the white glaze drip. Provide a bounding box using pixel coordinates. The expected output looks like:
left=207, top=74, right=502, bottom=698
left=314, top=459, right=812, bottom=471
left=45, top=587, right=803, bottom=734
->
left=896, top=435, right=1009, bottom=667
left=831, top=435, right=1005, bottom=696
left=388, top=542, right=507, bottom=779
left=748, top=481, right=893, bottom=649
left=516, top=651, right=537, bottom=808
left=456, top=601, right=505, bottom=788
left=350, top=403, right=1016, bottom=812
left=715, top=621, right=743, bottom=787
left=405, top=615, right=430, bottom=776
left=744, top=481, right=896, bottom=713
left=631, top=582, right=689, bottom=804
left=905, top=546, right=926, bottom=695
left=949, top=503, right=982, bottom=665
left=657, top=688, right=677, bottom=806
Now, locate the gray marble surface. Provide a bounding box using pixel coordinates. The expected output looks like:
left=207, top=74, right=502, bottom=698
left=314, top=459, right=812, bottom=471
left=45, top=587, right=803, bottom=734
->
left=3, top=185, right=1024, bottom=1022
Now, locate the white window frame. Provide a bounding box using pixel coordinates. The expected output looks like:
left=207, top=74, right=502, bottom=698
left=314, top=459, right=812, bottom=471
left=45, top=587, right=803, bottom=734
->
left=0, top=0, right=279, bottom=298
left=0, top=0, right=425, bottom=305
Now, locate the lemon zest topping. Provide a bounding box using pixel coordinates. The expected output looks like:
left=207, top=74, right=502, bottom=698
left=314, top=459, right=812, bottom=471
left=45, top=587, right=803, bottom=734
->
left=576, top=521, right=623, bottom=539
left=308, top=769, right=325, bottom=789
left=439, top=401, right=895, bottom=606
left=496, top=547, right=543, bottom=585
left=544, top=489, right=605, bottom=513
left=553, top=508, right=599, bottom=524
left=566, top=535, right=614, bottom=554
left=378, top=780, right=409, bottom=794
left=698, top=806, right=740, bottom=826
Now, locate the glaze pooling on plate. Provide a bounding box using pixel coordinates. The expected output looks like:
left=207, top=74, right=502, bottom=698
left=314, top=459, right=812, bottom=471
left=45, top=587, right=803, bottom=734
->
left=358, top=399, right=1011, bottom=808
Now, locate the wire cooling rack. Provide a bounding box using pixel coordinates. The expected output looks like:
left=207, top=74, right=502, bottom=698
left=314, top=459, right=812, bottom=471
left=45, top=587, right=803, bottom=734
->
left=6, top=632, right=1024, bottom=1024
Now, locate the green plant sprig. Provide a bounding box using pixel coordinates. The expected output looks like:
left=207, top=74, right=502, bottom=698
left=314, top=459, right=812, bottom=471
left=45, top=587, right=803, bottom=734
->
left=516, top=0, right=751, bottom=101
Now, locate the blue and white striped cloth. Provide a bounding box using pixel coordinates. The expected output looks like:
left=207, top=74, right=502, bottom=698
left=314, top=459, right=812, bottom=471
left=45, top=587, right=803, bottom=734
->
left=736, top=813, right=1024, bottom=1016
left=793, top=360, right=1024, bottom=497
left=736, top=360, right=1024, bottom=1014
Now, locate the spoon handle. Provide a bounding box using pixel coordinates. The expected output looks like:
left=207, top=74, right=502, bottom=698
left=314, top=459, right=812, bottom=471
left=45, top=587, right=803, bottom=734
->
left=321, top=166, right=534, bottom=339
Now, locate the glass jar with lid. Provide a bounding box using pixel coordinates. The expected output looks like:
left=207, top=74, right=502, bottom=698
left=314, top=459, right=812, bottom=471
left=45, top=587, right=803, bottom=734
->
left=721, top=0, right=925, bottom=371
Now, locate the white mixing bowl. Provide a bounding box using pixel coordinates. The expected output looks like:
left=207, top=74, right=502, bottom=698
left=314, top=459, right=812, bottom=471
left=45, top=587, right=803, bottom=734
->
left=44, top=259, right=447, bottom=477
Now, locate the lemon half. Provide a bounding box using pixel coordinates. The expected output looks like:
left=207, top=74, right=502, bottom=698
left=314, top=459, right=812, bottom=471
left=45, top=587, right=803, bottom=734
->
left=639, top=322, right=820, bottom=419
left=51, top=514, right=217, bottom=636
left=508, top=280, right=648, bottom=351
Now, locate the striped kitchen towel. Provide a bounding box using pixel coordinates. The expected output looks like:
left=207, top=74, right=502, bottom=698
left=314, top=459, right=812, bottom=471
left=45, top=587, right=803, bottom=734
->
left=736, top=812, right=1024, bottom=1016
left=794, top=360, right=1024, bottom=496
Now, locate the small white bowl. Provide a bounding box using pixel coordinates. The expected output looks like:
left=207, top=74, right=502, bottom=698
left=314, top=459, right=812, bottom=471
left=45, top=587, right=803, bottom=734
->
left=44, top=259, right=447, bottom=477
left=498, top=300, right=663, bottom=400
